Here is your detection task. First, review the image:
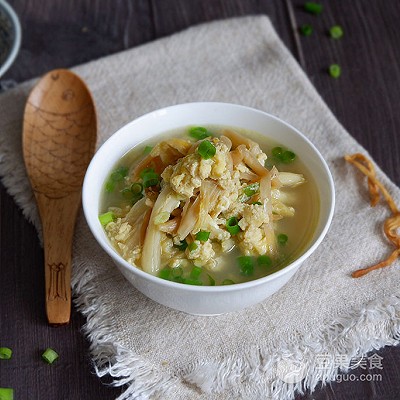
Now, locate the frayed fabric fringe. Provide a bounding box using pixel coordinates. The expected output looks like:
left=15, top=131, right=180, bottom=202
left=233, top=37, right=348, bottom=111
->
left=72, top=261, right=399, bottom=400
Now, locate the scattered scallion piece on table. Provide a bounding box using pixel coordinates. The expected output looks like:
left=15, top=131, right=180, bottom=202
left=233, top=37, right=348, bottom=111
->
left=299, top=24, right=313, bottom=36
left=42, top=348, right=59, bottom=364
left=329, top=64, right=341, bottom=78
left=0, top=388, right=13, bottom=400
left=304, top=2, right=323, bottom=15
left=226, top=217, right=240, bottom=235
left=197, top=140, right=216, bottom=159
left=329, top=25, right=344, bottom=39
left=99, top=211, right=115, bottom=227
left=0, top=347, right=12, bottom=360
left=277, top=233, right=288, bottom=245
left=195, top=231, right=210, bottom=242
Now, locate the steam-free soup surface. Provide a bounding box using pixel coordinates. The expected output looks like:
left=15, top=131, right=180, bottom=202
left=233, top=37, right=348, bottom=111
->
left=100, top=126, right=319, bottom=285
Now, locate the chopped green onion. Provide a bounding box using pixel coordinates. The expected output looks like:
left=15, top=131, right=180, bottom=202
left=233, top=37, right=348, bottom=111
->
left=189, top=126, right=211, bottom=140
left=188, top=242, right=198, bottom=251
left=0, top=347, right=12, bottom=360
left=207, top=274, right=216, bottom=286
left=159, top=267, right=171, bottom=280
left=271, top=147, right=296, bottom=164
left=131, top=193, right=144, bottom=205
left=195, top=231, right=210, bottom=242
left=277, top=233, right=288, bottom=245
left=42, top=348, right=59, bottom=364
left=281, top=150, right=296, bottom=164
left=197, top=140, right=216, bottom=159
left=0, top=388, right=13, bottom=400
left=130, top=182, right=143, bottom=194
left=329, top=25, right=344, bottom=39
left=258, top=255, right=272, bottom=268
left=253, top=201, right=262, bottom=205
left=111, top=166, right=128, bottom=182
left=329, top=64, right=341, bottom=78
left=183, top=278, right=203, bottom=286
left=243, top=183, right=260, bottom=197
left=143, top=145, right=153, bottom=155
left=190, top=266, right=202, bottom=280
left=237, top=256, right=254, bottom=276
left=105, top=180, right=115, bottom=192
left=121, top=187, right=134, bottom=200
left=299, top=24, right=313, bottom=36
left=140, top=167, right=154, bottom=179
left=304, top=2, right=323, bottom=15
left=272, top=147, right=283, bottom=158
left=226, top=217, right=240, bottom=235
left=175, top=239, right=188, bottom=251
left=222, top=279, right=235, bottom=285
left=99, top=211, right=115, bottom=226
left=142, top=171, right=160, bottom=188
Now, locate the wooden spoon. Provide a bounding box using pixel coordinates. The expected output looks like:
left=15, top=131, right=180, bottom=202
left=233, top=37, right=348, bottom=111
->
left=22, top=69, right=97, bottom=325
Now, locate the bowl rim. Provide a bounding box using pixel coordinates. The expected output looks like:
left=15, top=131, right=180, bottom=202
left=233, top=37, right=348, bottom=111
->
left=0, top=0, right=22, bottom=78
left=83, top=101, right=335, bottom=292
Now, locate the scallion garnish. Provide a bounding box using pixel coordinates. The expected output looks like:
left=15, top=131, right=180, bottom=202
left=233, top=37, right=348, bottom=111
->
left=111, top=166, right=128, bottom=182
left=195, top=231, right=210, bottom=242
left=277, top=233, right=288, bottom=245
left=159, top=267, right=171, bottom=280
left=188, top=242, right=198, bottom=251
left=143, top=145, right=153, bottom=155
left=175, top=239, right=188, bottom=251
left=299, top=24, right=313, bottom=36
left=99, top=211, right=115, bottom=227
left=304, top=2, right=323, bottom=15
left=142, top=171, right=160, bottom=188
left=121, top=187, right=134, bottom=200
left=329, top=64, right=341, bottom=78
left=253, top=201, right=262, bottom=205
left=329, top=25, right=344, bottom=39
left=42, top=348, right=59, bottom=364
left=243, top=182, right=260, bottom=197
left=271, top=147, right=296, bottom=164
left=189, top=126, right=211, bottom=140
left=226, top=217, right=240, bottom=235
left=0, top=388, right=13, bottom=400
left=197, top=140, right=216, bottom=159
left=237, top=256, right=254, bottom=276
left=130, top=182, right=143, bottom=194
left=190, top=266, right=202, bottom=280
left=258, top=255, right=272, bottom=268
left=0, top=347, right=12, bottom=360
left=207, top=274, right=216, bottom=286
left=182, top=278, right=203, bottom=286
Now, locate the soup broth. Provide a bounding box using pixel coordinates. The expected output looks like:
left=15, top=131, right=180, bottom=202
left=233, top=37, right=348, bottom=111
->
left=100, top=126, right=319, bottom=285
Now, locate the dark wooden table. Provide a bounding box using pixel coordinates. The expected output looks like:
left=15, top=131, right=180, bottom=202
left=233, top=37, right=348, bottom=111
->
left=1, top=1, right=400, bottom=399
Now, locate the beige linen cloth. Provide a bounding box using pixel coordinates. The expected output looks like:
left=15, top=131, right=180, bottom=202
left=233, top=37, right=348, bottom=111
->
left=1, top=16, right=399, bottom=400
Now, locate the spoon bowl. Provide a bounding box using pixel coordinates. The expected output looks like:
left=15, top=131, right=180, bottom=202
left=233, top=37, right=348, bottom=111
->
left=23, top=69, right=97, bottom=325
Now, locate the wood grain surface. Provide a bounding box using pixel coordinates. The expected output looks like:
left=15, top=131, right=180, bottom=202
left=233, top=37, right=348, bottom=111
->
left=1, top=1, right=400, bottom=399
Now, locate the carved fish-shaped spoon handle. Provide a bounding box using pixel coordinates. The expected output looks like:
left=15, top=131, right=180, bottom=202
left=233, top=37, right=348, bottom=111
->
left=22, top=69, right=97, bottom=325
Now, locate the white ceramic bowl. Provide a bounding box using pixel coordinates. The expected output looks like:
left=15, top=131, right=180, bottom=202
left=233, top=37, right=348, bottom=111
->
left=83, top=102, right=335, bottom=315
left=0, top=0, right=21, bottom=77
